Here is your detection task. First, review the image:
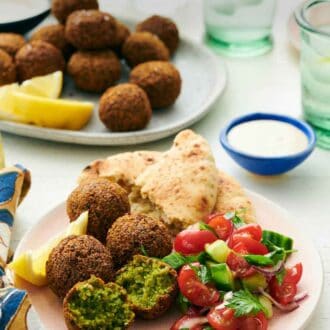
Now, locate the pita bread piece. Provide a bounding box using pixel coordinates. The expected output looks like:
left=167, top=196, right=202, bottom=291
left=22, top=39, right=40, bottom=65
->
left=130, top=130, right=218, bottom=233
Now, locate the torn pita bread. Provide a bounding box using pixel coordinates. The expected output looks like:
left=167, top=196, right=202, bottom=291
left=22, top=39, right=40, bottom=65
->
left=214, top=170, right=256, bottom=223
left=130, top=130, right=218, bottom=233
left=79, top=151, right=161, bottom=192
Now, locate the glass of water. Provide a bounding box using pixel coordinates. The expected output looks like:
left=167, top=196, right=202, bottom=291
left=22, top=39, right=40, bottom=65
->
left=203, top=0, right=276, bottom=57
left=295, top=0, right=330, bottom=149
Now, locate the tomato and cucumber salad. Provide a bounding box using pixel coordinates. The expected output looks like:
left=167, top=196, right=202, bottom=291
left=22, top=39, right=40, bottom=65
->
left=163, top=212, right=307, bottom=330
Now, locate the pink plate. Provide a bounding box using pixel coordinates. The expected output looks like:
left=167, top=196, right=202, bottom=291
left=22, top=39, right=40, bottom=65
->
left=15, top=191, right=322, bottom=330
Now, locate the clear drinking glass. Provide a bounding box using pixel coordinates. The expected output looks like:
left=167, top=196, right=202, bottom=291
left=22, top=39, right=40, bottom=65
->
left=295, top=0, right=330, bottom=149
left=203, top=0, right=276, bottom=57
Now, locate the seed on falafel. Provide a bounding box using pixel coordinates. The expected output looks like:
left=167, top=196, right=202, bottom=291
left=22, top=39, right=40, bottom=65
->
left=63, top=275, right=135, bottom=330
left=106, top=213, right=172, bottom=269
left=136, top=15, right=179, bottom=55
left=0, top=49, right=16, bottom=86
left=65, top=10, right=117, bottom=50
left=31, top=24, right=73, bottom=58
left=51, top=0, right=99, bottom=23
left=68, top=50, right=121, bottom=93
left=99, top=83, right=152, bottom=132
left=46, top=235, right=114, bottom=299
left=116, top=255, right=177, bottom=319
left=0, top=33, right=26, bottom=57
left=66, top=178, right=130, bottom=243
left=130, top=61, right=181, bottom=109
left=122, top=32, right=169, bottom=68
left=15, top=40, right=65, bottom=81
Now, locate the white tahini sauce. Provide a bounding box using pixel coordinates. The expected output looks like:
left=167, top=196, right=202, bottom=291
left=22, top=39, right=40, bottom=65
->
left=227, top=120, right=309, bottom=157
left=0, top=0, right=49, bottom=24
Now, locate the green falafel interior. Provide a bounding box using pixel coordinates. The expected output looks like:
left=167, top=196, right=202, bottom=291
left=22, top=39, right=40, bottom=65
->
left=115, top=255, right=177, bottom=310
left=64, top=276, right=134, bottom=330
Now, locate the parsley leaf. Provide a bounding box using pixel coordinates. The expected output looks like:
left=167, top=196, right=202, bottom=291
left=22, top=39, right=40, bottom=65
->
left=140, top=245, right=148, bottom=256
left=162, top=252, right=186, bottom=269
left=276, top=268, right=286, bottom=285
left=224, top=211, right=245, bottom=228
left=199, top=221, right=218, bottom=237
left=176, top=292, right=190, bottom=313
left=203, top=327, right=213, bottom=330
left=225, top=290, right=266, bottom=317
left=198, top=264, right=212, bottom=284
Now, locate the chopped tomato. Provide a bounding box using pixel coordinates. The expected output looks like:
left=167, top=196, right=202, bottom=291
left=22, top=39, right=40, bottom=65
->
left=178, top=263, right=220, bottom=307
left=207, top=306, right=238, bottom=330
left=269, top=277, right=297, bottom=305
left=234, top=224, right=263, bottom=241
left=170, top=314, right=208, bottom=330
left=285, top=263, right=303, bottom=284
left=239, top=312, right=268, bottom=330
left=174, top=229, right=218, bottom=255
left=207, top=214, right=234, bottom=241
left=228, top=235, right=268, bottom=255
left=226, top=252, right=256, bottom=278
left=232, top=242, right=249, bottom=254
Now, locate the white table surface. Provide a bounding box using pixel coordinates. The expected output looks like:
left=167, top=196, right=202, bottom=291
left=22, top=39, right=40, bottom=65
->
left=3, top=0, right=330, bottom=329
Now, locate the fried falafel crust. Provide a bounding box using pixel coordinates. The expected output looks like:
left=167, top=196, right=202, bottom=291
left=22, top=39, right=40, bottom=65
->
left=0, top=49, right=16, bottom=86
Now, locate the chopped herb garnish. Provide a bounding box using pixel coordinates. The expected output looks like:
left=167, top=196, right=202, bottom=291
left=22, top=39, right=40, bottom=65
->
left=276, top=268, right=286, bottom=285
left=203, top=327, right=213, bottom=330
left=176, top=292, right=191, bottom=313
left=140, top=245, right=148, bottom=256
left=179, top=328, right=189, bottom=330
left=244, top=254, right=274, bottom=266
left=225, top=289, right=267, bottom=317
left=162, top=251, right=210, bottom=270
left=199, top=221, right=218, bottom=237
left=224, top=211, right=245, bottom=228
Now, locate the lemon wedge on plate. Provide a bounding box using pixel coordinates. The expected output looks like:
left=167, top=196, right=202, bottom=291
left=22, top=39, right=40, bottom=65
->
left=0, top=83, right=21, bottom=121
left=20, top=71, right=63, bottom=98
left=11, top=91, right=94, bottom=130
left=8, top=211, right=88, bottom=286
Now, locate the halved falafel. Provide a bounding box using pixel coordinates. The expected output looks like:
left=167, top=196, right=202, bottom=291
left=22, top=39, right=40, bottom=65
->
left=130, top=61, right=181, bottom=108
left=99, top=83, right=152, bottom=132
left=46, top=235, right=114, bottom=299
left=51, top=0, right=99, bottom=23
left=66, top=178, right=130, bottom=243
left=0, top=33, right=25, bottom=57
left=0, top=49, right=16, bottom=86
left=65, top=10, right=117, bottom=50
left=63, top=275, right=135, bottom=330
left=106, top=213, right=172, bottom=269
left=122, top=32, right=169, bottom=67
left=68, top=50, right=121, bottom=92
left=116, top=255, right=177, bottom=319
left=136, top=15, right=179, bottom=55
left=31, top=24, right=73, bottom=58
left=15, top=40, right=65, bottom=81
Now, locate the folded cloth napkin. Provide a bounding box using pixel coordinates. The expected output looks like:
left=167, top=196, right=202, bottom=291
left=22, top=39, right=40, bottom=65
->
left=0, top=165, right=43, bottom=330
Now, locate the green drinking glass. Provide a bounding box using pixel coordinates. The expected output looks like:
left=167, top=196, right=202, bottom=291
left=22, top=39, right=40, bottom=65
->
left=295, top=0, right=330, bottom=149
left=203, top=0, right=276, bottom=57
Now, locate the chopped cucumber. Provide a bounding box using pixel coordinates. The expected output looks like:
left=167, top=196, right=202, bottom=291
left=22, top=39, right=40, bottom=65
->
left=205, top=240, right=231, bottom=263
left=262, top=230, right=293, bottom=251
left=241, top=272, right=267, bottom=291
left=207, top=262, right=234, bottom=291
left=259, top=295, right=273, bottom=318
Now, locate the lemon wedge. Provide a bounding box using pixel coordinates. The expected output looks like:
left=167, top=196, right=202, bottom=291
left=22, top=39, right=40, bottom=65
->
left=20, top=71, right=63, bottom=99
left=8, top=211, right=89, bottom=286
left=11, top=91, right=94, bottom=130
left=0, top=83, right=21, bottom=121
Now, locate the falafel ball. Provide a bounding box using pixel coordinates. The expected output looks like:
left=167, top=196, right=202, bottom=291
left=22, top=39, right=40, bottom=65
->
left=51, top=0, right=99, bottom=23
left=122, top=32, right=169, bottom=68
left=106, top=213, right=172, bottom=269
left=130, top=61, right=181, bottom=109
left=136, top=15, right=179, bottom=55
left=116, top=255, right=177, bottom=319
left=46, top=235, right=114, bottom=299
left=63, top=276, right=135, bottom=330
left=15, top=40, right=65, bottom=81
left=67, top=50, right=121, bottom=93
left=0, top=49, right=16, bottom=86
left=66, top=178, right=130, bottom=243
left=31, top=24, right=73, bottom=58
left=0, top=33, right=26, bottom=57
left=65, top=10, right=117, bottom=50
left=112, top=20, right=131, bottom=57
left=99, top=83, right=152, bottom=132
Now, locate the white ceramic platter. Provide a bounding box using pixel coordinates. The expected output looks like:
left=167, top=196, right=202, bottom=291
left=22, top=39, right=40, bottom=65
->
left=14, top=191, right=322, bottom=330
left=0, top=37, right=227, bottom=145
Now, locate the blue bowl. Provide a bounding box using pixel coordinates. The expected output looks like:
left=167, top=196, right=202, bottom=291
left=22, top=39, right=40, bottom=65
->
left=220, top=112, right=316, bottom=176
left=0, top=5, right=50, bottom=35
